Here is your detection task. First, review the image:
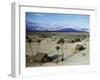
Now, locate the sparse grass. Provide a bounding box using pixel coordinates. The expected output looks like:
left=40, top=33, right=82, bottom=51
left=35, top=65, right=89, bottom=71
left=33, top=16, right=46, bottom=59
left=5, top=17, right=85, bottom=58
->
left=26, top=32, right=89, bottom=67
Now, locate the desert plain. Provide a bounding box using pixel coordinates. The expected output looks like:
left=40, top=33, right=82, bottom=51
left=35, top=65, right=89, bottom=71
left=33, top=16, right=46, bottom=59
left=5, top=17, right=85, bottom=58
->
left=26, top=32, right=89, bottom=67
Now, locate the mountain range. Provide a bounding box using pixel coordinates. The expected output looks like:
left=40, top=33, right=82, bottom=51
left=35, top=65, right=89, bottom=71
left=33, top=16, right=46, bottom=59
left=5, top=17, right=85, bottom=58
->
left=26, top=22, right=89, bottom=32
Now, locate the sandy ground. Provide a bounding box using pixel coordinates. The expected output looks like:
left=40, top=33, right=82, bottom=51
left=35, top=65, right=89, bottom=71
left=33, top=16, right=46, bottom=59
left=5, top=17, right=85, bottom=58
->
left=26, top=32, right=89, bottom=67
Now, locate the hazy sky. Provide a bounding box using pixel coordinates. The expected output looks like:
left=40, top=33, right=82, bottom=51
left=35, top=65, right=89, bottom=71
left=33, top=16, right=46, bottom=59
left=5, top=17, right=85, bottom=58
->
left=26, top=12, right=89, bottom=29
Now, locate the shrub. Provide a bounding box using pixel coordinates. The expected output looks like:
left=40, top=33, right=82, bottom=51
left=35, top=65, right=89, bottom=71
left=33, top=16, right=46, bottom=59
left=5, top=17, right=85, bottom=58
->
left=75, top=45, right=85, bottom=51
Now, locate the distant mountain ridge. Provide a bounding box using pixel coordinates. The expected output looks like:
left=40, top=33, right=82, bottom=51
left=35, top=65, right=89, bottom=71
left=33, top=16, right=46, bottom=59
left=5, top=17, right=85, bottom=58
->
left=26, top=22, right=89, bottom=32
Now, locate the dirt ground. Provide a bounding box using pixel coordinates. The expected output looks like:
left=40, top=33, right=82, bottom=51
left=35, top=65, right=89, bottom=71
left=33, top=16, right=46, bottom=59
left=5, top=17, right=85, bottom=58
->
left=26, top=32, right=89, bottom=67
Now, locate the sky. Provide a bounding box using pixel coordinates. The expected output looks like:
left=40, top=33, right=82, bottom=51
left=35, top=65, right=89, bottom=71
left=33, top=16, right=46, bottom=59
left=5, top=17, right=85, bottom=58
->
left=26, top=12, right=90, bottom=29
